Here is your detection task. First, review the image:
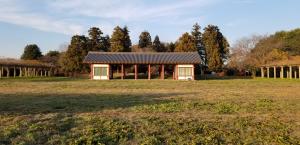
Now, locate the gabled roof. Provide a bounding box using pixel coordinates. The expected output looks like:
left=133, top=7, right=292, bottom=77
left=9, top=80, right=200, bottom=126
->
left=83, top=52, right=201, bottom=64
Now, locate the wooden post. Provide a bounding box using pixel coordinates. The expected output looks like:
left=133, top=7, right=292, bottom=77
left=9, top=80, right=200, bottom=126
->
left=161, top=64, right=164, bottom=80
left=40, top=69, right=43, bottom=77
left=13, top=66, right=16, bottom=78
left=121, top=64, right=124, bottom=80
left=299, top=66, right=300, bottom=79
left=174, top=65, right=178, bottom=80
left=280, top=66, right=284, bottom=79
left=33, top=68, right=36, bottom=77
left=19, top=67, right=22, bottom=77
left=90, top=64, right=93, bottom=80
left=294, top=71, right=297, bottom=79
left=0, top=66, right=2, bottom=78
left=134, top=65, right=138, bottom=80
left=148, top=64, right=151, bottom=80
left=267, top=67, right=269, bottom=78
left=273, top=66, right=276, bottom=79
left=6, top=67, right=9, bottom=78
left=289, top=66, right=292, bottom=79
left=261, top=67, right=264, bottom=78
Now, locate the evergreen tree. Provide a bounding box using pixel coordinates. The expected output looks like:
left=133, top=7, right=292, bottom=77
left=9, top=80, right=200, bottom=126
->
left=175, top=32, right=197, bottom=52
left=122, top=26, right=132, bottom=52
left=59, top=35, right=89, bottom=74
left=21, top=44, right=43, bottom=60
left=202, top=25, right=229, bottom=72
left=110, top=26, right=126, bottom=52
left=191, top=23, right=206, bottom=64
left=138, top=31, right=152, bottom=48
left=153, top=35, right=164, bottom=52
left=110, top=26, right=132, bottom=52
left=102, top=35, right=111, bottom=52
left=88, top=27, right=104, bottom=51
left=166, top=42, right=176, bottom=52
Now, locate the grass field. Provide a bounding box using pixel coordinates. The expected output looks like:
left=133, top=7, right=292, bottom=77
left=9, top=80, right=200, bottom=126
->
left=0, top=77, right=299, bottom=144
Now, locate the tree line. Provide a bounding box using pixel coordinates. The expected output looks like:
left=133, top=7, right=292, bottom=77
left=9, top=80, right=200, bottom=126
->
left=20, top=23, right=229, bottom=76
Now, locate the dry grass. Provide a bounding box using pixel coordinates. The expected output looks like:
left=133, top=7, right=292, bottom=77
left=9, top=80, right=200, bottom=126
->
left=0, top=77, right=299, bottom=144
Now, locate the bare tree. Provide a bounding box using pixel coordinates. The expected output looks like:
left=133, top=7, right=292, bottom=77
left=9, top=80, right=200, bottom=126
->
left=228, top=35, right=266, bottom=73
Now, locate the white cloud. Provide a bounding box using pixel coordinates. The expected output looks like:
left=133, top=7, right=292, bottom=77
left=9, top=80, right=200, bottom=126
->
left=0, top=0, right=84, bottom=35
left=0, top=0, right=218, bottom=36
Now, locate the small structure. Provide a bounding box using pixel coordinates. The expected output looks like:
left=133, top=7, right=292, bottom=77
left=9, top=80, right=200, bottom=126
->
left=260, top=56, right=300, bottom=79
left=0, top=59, right=54, bottom=78
left=83, top=52, right=202, bottom=80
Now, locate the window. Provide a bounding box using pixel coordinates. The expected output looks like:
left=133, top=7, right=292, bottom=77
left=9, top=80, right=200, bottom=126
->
left=178, top=67, right=192, bottom=77
left=94, top=67, right=108, bottom=76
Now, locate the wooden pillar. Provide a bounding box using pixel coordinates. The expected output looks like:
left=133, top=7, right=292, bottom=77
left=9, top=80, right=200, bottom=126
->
left=174, top=65, right=178, bottom=80
left=267, top=67, right=270, bottom=78
left=294, top=71, right=297, bottom=79
left=261, top=67, right=264, bottom=78
left=148, top=64, right=151, bottom=80
left=40, top=69, right=43, bottom=77
left=161, top=64, right=164, bottom=80
left=90, top=64, right=93, bottom=80
left=13, top=66, right=16, bottom=78
left=33, top=68, right=36, bottom=77
left=299, top=66, right=300, bottom=79
left=134, top=64, right=138, bottom=80
left=19, top=67, right=22, bottom=77
left=44, top=70, right=47, bottom=77
left=280, top=66, right=284, bottom=79
left=289, top=66, right=292, bottom=79
left=0, top=66, right=2, bottom=78
left=273, top=66, right=276, bottom=79
left=6, top=67, right=9, bottom=78
left=121, top=64, right=124, bottom=80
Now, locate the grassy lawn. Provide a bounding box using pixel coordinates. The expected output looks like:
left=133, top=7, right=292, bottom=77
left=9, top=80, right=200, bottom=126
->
left=0, top=77, right=299, bottom=144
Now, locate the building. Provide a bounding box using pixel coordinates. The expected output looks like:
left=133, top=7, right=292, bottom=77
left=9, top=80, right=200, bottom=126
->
left=83, top=52, right=202, bottom=80
left=260, top=56, right=300, bottom=79
left=0, top=59, right=54, bottom=78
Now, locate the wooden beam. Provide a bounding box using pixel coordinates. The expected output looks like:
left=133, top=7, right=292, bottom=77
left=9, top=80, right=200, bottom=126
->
left=148, top=64, right=151, bottom=80
left=161, top=64, right=164, bottom=80
left=134, top=64, right=138, bottom=80
left=121, top=64, right=124, bottom=80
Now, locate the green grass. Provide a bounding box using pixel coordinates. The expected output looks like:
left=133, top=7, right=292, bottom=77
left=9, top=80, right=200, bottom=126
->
left=0, top=77, right=299, bottom=144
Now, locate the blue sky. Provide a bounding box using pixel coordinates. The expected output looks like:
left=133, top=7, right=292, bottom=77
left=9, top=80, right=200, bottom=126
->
left=0, top=0, right=299, bottom=58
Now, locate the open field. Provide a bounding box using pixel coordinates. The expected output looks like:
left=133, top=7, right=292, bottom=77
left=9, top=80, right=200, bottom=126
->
left=0, top=78, right=299, bottom=144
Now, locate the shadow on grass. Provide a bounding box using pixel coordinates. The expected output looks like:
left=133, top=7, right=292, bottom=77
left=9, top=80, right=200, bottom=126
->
left=0, top=92, right=193, bottom=115
left=197, top=76, right=254, bottom=80
left=0, top=77, right=83, bottom=82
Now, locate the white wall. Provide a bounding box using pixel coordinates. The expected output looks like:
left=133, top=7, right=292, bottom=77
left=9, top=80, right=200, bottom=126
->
left=92, top=64, right=109, bottom=80
left=177, top=64, right=194, bottom=80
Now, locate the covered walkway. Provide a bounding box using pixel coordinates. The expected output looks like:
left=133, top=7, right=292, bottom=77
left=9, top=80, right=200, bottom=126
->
left=0, top=59, right=54, bottom=78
